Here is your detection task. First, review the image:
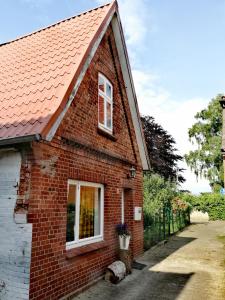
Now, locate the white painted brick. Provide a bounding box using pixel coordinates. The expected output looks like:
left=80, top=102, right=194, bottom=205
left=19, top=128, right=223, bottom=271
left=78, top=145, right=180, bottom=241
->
left=0, top=152, right=32, bottom=300
left=14, top=213, right=27, bottom=224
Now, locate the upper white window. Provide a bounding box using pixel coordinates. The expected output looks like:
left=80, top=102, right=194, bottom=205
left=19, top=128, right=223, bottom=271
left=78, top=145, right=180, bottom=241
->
left=98, top=73, right=113, bottom=133
left=66, top=180, right=104, bottom=249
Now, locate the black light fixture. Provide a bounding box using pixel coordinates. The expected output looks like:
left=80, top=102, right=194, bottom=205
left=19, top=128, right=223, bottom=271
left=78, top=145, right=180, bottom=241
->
left=129, top=166, right=136, bottom=179
left=220, top=95, right=225, bottom=108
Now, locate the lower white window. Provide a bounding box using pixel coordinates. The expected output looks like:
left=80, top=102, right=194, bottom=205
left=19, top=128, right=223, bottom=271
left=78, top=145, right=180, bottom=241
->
left=66, top=180, right=104, bottom=249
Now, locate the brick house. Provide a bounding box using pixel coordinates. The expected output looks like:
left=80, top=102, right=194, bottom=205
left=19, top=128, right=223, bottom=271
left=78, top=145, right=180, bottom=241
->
left=0, top=1, right=150, bottom=299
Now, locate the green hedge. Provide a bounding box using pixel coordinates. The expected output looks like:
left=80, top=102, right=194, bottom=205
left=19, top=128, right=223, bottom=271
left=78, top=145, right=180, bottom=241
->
left=181, top=193, right=225, bottom=220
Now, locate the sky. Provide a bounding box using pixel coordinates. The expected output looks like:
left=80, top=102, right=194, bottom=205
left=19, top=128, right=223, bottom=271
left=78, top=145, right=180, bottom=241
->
left=1, top=0, right=224, bottom=193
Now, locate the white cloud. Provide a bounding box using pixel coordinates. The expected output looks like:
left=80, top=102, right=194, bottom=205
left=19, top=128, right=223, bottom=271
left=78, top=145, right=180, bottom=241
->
left=116, top=0, right=149, bottom=46
left=96, top=0, right=152, bottom=48
left=134, top=72, right=205, bottom=155
left=95, top=0, right=211, bottom=194
left=133, top=69, right=211, bottom=194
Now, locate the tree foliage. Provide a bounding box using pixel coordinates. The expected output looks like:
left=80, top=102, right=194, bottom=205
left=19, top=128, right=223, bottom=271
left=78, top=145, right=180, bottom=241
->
left=185, top=94, right=223, bottom=189
left=143, top=173, right=177, bottom=224
left=141, top=115, right=185, bottom=183
left=143, top=174, right=190, bottom=226
left=144, top=173, right=177, bottom=213
left=180, top=192, right=225, bottom=220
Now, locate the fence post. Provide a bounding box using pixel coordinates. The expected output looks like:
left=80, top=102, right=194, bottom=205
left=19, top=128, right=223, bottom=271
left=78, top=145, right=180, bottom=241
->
left=158, top=212, right=161, bottom=242
left=179, top=210, right=181, bottom=230
left=172, top=210, right=174, bottom=234
left=152, top=215, right=155, bottom=244
left=188, top=208, right=191, bottom=224
left=168, top=205, right=171, bottom=236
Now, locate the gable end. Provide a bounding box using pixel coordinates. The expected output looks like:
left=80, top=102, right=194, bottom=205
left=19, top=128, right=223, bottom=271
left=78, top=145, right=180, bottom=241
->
left=46, top=12, right=150, bottom=170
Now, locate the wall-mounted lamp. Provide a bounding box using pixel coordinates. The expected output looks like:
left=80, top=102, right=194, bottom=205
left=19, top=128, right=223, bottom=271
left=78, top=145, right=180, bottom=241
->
left=128, top=166, right=136, bottom=179
left=220, top=95, right=225, bottom=108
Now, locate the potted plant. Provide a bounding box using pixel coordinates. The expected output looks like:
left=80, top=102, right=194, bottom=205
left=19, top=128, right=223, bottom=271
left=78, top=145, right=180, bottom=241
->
left=116, top=223, right=131, bottom=250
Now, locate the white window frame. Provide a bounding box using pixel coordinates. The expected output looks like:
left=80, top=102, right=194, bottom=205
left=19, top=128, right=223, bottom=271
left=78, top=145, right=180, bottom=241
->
left=98, top=73, right=113, bottom=134
left=66, top=180, right=104, bottom=250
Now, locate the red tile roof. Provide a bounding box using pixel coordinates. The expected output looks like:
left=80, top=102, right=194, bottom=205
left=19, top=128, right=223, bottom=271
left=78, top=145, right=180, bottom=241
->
left=0, top=1, right=116, bottom=142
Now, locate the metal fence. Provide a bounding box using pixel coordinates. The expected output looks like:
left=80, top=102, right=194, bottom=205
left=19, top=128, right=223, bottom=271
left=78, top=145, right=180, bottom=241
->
left=144, top=204, right=190, bottom=250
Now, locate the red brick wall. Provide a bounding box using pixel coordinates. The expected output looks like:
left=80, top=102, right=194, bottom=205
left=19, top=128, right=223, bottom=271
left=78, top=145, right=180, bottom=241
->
left=27, top=27, right=144, bottom=300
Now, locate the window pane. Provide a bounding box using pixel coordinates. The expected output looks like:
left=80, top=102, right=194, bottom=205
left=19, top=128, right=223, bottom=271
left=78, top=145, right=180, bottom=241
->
left=79, top=186, right=101, bottom=239
left=67, top=184, right=76, bottom=242
left=99, top=95, right=105, bottom=125
left=106, top=83, right=112, bottom=98
left=98, top=76, right=105, bottom=93
left=106, top=102, right=112, bottom=129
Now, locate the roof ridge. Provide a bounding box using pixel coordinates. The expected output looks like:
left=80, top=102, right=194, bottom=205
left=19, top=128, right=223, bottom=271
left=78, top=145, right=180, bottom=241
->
left=0, top=1, right=113, bottom=47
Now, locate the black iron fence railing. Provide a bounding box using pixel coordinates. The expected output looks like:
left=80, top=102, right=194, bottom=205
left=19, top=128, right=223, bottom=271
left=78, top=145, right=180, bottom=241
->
left=144, top=205, right=190, bottom=250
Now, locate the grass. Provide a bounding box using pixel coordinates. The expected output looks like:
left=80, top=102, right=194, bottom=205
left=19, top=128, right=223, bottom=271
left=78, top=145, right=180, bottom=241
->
left=217, top=235, right=225, bottom=244
left=217, top=235, right=225, bottom=298
left=217, top=236, right=225, bottom=269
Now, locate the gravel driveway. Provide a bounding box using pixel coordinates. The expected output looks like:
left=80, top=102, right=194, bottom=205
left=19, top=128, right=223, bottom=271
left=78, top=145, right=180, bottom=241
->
left=73, top=221, right=225, bottom=300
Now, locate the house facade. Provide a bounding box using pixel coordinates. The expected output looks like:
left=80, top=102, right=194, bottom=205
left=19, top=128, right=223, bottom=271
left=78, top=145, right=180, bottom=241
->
left=0, top=1, right=149, bottom=299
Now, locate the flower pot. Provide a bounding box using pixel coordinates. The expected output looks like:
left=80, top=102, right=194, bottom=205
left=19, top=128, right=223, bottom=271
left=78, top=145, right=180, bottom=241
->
left=119, top=235, right=130, bottom=250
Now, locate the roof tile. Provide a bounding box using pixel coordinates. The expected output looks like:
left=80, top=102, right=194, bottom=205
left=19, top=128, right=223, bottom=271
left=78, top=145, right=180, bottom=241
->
left=0, top=2, right=115, bottom=141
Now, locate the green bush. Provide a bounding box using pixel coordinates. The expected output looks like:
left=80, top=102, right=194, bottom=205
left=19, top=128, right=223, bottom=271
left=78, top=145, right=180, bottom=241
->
left=143, top=173, right=177, bottom=226
left=171, top=196, right=192, bottom=213
left=143, top=174, right=191, bottom=249
left=180, top=192, right=225, bottom=220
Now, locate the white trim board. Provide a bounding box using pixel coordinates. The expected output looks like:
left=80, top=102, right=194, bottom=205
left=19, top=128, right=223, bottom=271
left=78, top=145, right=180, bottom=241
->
left=111, top=14, right=150, bottom=170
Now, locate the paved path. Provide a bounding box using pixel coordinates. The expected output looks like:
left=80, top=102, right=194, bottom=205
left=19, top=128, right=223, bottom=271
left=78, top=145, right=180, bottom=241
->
left=73, top=221, right=225, bottom=300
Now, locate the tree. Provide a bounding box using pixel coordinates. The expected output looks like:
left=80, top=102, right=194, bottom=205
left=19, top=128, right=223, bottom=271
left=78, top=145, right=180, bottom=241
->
left=141, top=115, right=185, bottom=183
left=143, top=173, right=177, bottom=226
left=185, top=94, right=223, bottom=189
left=144, top=173, right=177, bottom=214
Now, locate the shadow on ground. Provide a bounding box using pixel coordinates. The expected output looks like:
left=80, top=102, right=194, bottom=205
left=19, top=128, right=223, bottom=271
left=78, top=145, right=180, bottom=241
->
left=74, top=223, right=225, bottom=300
left=133, top=271, right=194, bottom=300
left=75, top=235, right=197, bottom=300
left=141, top=235, right=196, bottom=269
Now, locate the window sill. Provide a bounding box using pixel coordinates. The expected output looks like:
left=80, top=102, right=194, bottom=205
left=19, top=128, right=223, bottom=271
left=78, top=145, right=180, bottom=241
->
left=66, top=241, right=109, bottom=259
left=97, top=127, right=117, bottom=141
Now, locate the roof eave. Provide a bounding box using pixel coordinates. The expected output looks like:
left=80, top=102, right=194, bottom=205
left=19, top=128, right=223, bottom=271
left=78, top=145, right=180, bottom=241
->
left=0, top=134, right=41, bottom=146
